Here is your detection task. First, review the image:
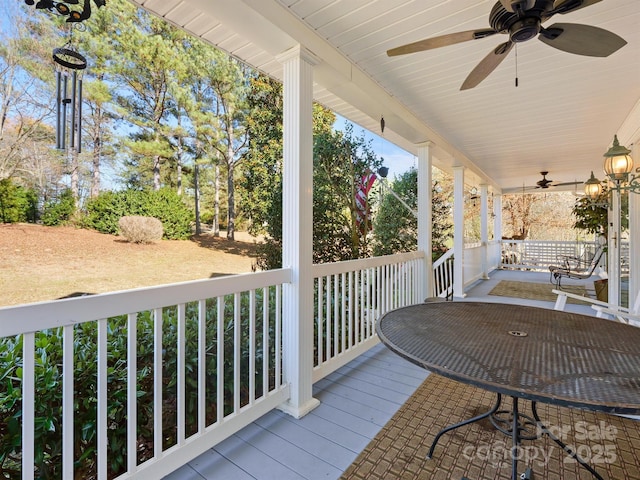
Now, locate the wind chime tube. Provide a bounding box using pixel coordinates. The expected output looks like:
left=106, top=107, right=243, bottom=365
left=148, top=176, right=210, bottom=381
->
left=77, top=78, right=83, bottom=154
left=56, top=70, right=62, bottom=149
left=70, top=71, right=77, bottom=150
left=61, top=73, right=68, bottom=151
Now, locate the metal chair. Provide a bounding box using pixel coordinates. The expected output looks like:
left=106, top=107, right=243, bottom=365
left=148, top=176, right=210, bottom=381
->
left=548, top=245, right=605, bottom=288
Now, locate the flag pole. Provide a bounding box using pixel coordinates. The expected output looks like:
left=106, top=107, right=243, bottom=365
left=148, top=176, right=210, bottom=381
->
left=376, top=174, right=418, bottom=218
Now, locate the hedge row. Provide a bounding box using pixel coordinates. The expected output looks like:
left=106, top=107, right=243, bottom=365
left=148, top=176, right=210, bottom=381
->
left=0, top=290, right=278, bottom=479
left=82, top=188, right=193, bottom=240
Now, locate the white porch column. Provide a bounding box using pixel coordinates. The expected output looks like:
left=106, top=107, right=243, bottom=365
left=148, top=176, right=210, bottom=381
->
left=494, top=193, right=503, bottom=268
left=277, top=45, right=320, bottom=418
left=493, top=194, right=503, bottom=240
left=453, top=166, right=466, bottom=298
left=629, top=142, right=640, bottom=309
left=417, top=142, right=433, bottom=299
left=608, top=189, right=622, bottom=306
left=480, top=184, right=489, bottom=279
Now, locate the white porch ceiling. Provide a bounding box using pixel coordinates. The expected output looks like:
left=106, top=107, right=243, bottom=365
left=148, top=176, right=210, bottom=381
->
left=130, top=0, right=640, bottom=194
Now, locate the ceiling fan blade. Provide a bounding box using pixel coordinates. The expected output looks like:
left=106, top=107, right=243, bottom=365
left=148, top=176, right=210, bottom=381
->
left=551, top=0, right=602, bottom=15
left=552, top=181, right=583, bottom=186
left=460, top=41, right=513, bottom=90
left=539, top=23, right=627, bottom=57
left=387, top=29, right=497, bottom=56
left=502, top=185, right=537, bottom=194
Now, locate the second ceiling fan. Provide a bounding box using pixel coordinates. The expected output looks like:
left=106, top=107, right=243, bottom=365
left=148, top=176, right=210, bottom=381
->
left=530, top=171, right=581, bottom=190
left=386, top=0, right=627, bottom=90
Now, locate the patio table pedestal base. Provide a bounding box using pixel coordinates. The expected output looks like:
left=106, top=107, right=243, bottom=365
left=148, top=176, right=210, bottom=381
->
left=427, top=393, right=604, bottom=480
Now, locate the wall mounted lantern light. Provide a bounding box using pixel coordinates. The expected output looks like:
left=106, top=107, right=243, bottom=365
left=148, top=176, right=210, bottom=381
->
left=585, top=135, right=638, bottom=200
left=584, top=171, right=603, bottom=201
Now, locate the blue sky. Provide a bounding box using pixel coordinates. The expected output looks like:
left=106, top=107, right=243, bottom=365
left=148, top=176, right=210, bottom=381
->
left=333, top=115, right=416, bottom=180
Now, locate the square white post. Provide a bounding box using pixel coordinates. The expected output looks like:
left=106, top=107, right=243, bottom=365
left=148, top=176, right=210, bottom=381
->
left=480, top=184, right=489, bottom=279
left=629, top=142, right=640, bottom=309
left=494, top=193, right=503, bottom=268
left=453, top=166, right=466, bottom=298
left=417, top=142, right=433, bottom=299
left=608, top=189, right=621, bottom=306
left=277, top=45, right=320, bottom=418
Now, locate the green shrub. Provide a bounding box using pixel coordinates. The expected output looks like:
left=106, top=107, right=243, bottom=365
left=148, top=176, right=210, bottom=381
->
left=140, top=188, right=192, bottom=240
left=81, top=190, right=129, bottom=234
left=0, top=289, right=279, bottom=479
left=256, top=238, right=282, bottom=270
left=41, top=189, right=76, bottom=226
left=0, top=179, right=38, bottom=223
left=83, top=188, right=192, bottom=239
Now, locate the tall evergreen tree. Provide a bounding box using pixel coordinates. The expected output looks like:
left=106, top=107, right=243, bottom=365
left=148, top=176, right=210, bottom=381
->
left=207, top=55, right=249, bottom=240
left=109, top=6, right=183, bottom=190
left=239, top=74, right=283, bottom=238
left=240, top=74, right=385, bottom=267
left=73, top=0, right=122, bottom=198
left=179, top=37, right=224, bottom=234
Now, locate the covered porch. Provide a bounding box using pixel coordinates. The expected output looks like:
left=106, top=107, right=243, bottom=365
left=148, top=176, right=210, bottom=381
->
left=3, top=1, right=640, bottom=479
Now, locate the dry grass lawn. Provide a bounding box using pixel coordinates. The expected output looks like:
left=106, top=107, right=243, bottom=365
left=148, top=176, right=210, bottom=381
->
left=0, top=223, right=262, bottom=307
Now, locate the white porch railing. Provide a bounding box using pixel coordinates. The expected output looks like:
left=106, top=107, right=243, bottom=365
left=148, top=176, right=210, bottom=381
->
left=431, top=240, right=503, bottom=297
left=0, top=270, right=291, bottom=480
left=463, top=243, right=485, bottom=285
left=432, top=249, right=454, bottom=299
left=311, top=251, right=425, bottom=382
left=0, top=252, right=427, bottom=480
left=500, top=240, right=602, bottom=271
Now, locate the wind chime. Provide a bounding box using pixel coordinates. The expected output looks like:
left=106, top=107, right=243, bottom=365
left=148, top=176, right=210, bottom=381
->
left=24, top=1, right=107, bottom=151
left=53, top=46, right=86, bottom=152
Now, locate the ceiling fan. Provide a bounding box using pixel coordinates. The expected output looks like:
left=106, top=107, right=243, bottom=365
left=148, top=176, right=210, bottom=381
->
left=386, top=0, right=627, bottom=90
left=534, top=171, right=582, bottom=189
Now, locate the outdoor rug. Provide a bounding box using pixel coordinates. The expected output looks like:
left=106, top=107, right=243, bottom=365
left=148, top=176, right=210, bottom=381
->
left=488, top=280, right=589, bottom=304
left=340, top=374, right=640, bottom=480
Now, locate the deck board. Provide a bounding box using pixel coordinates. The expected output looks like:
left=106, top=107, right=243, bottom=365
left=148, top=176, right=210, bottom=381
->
left=268, top=410, right=370, bottom=453
left=165, top=343, right=429, bottom=479
left=233, top=422, right=344, bottom=479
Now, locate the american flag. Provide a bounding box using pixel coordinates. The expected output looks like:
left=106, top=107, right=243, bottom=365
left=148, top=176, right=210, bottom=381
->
left=355, top=171, right=377, bottom=232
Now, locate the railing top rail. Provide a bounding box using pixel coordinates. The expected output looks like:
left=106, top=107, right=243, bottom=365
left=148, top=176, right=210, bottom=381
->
left=501, top=239, right=599, bottom=245
left=0, top=268, right=291, bottom=337
left=433, top=248, right=454, bottom=269
left=312, top=250, right=424, bottom=277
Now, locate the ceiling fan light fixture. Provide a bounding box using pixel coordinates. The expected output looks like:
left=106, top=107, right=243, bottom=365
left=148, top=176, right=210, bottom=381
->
left=509, top=17, right=541, bottom=42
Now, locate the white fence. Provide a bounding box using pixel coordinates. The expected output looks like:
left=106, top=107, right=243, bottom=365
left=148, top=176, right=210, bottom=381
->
left=500, top=240, right=603, bottom=271
left=311, top=251, right=425, bottom=381
left=0, top=252, right=426, bottom=480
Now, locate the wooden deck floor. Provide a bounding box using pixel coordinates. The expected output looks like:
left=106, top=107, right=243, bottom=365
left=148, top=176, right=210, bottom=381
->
left=164, top=344, right=429, bottom=480
left=163, top=269, right=604, bottom=480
